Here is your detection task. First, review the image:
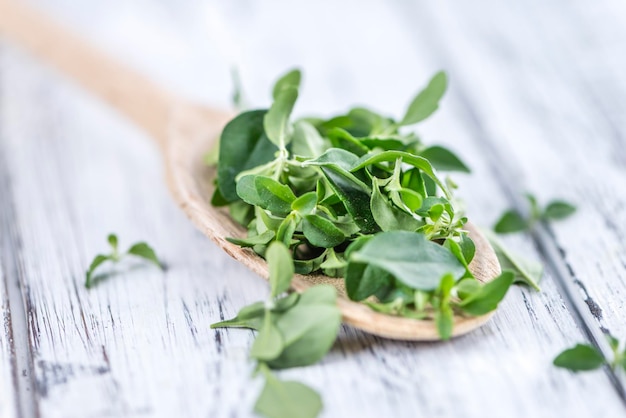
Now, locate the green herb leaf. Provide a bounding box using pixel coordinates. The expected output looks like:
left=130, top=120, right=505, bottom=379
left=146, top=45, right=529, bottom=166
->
left=291, top=192, right=318, bottom=214
left=419, top=145, right=470, bottom=173
left=493, top=210, right=528, bottom=234
left=85, top=254, right=111, bottom=288
left=370, top=178, right=421, bottom=231
left=459, top=271, right=514, bottom=315
left=272, top=68, right=302, bottom=99
left=264, top=86, right=298, bottom=148
left=107, top=234, right=118, bottom=253
left=291, top=120, right=328, bottom=158
left=218, top=110, right=277, bottom=202
left=435, top=273, right=455, bottom=340
left=211, top=301, right=265, bottom=330
left=302, top=214, right=345, bottom=248
left=127, top=242, right=162, bottom=269
left=254, top=176, right=297, bottom=216
left=484, top=231, right=543, bottom=291
left=227, top=230, right=276, bottom=247
left=346, top=263, right=392, bottom=301
left=543, top=201, right=577, bottom=220
left=251, top=313, right=284, bottom=361
left=254, top=372, right=322, bottom=418
left=400, top=71, right=447, bottom=126
left=267, top=241, right=294, bottom=298
left=553, top=344, right=606, bottom=371
left=349, top=231, right=465, bottom=291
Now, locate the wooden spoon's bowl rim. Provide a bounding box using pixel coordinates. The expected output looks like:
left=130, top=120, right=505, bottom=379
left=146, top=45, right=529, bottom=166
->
left=164, top=105, right=502, bottom=341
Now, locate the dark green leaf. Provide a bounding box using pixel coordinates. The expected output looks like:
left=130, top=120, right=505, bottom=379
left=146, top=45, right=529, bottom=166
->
left=276, top=213, right=298, bottom=246
left=127, top=242, right=162, bottom=269
left=553, top=344, right=606, bottom=371
left=494, top=210, right=528, bottom=234
left=254, top=373, right=322, bottom=418
left=267, top=241, right=294, bottom=297
left=345, top=262, right=392, bottom=301
left=543, top=201, right=577, bottom=220
left=400, top=71, right=447, bottom=126
left=218, top=110, right=277, bottom=202
left=459, top=271, right=514, bottom=315
left=327, top=128, right=369, bottom=157
left=349, top=231, right=465, bottom=290
left=302, top=215, right=345, bottom=248
left=459, top=234, right=476, bottom=264
left=419, top=145, right=470, bottom=173
left=444, top=238, right=472, bottom=278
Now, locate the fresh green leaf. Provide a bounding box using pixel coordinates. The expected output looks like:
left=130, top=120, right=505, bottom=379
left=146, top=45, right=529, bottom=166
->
left=107, top=234, right=118, bottom=253
left=349, top=231, right=465, bottom=290
left=255, top=176, right=297, bottom=216
left=484, top=230, right=543, bottom=291
left=553, top=344, right=606, bottom=371
left=302, top=214, right=345, bottom=248
left=267, top=241, right=295, bottom=297
left=419, top=145, right=470, bottom=173
left=291, top=192, right=317, bottom=214
left=292, top=120, right=328, bottom=158
left=400, top=71, right=447, bottom=126
left=264, top=86, right=298, bottom=148
left=459, top=271, right=514, bottom=315
left=370, top=178, right=421, bottom=231
left=218, top=110, right=277, bottom=202
left=227, top=230, right=276, bottom=247
left=494, top=210, right=528, bottom=234
left=85, top=254, right=111, bottom=288
left=251, top=314, right=284, bottom=361
left=272, top=68, right=302, bottom=99
left=543, top=201, right=577, bottom=220
left=127, top=242, right=162, bottom=269
left=346, top=263, right=392, bottom=301
left=254, top=372, right=322, bottom=418
left=211, top=301, right=265, bottom=330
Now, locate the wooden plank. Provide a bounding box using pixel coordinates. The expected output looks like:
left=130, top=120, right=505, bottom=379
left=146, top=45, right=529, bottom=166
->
left=0, top=0, right=623, bottom=417
left=395, top=0, right=626, bottom=390
left=0, top=261, right=18, bottom=418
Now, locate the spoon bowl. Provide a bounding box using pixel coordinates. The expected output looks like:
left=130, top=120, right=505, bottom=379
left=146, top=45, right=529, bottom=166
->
left=0, top=0, right=501, bottom=340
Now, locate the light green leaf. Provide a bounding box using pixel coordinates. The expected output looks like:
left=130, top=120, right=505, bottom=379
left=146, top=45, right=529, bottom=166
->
left=543, top=201, right=577, bottom=220
left=370, top=178, right=421, bottom=231
left=254, top=373, right=322, bottom=418
left=291, top=120, right=328, bottom=158
left=127, top=242, right=162, bottom=269
left=251, top=313, right=284, bottom=361
left=419, top=145, right=470, bottom=173
left=267, top=241, right=294, bottom=298
left=459, top=271, right=514, bottom=315
left=349, top=231, right=465, bottom=291
left=272, top=68, right=302, bottom=99
left=291, top=192, right=317, bottom=214
left=400, top=71, right=447, bottom=126
left=247, top=175, right=297, bottom=216
left=484, top=230, right=542, bottom=291
left=264, top=86, right=298, bottom=148
left=85, top=254, right=112, bottom=289
left=107, top=234, right=118, bottom=252
left=553, top=344, right=605, bottom=371
left=494, top=210, right=528, bottom=234
left=210, top=301, right=265, bottom=330
left=227, top=230, right=276, bottom=248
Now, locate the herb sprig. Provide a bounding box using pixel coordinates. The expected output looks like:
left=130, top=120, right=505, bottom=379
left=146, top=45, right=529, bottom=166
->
left=494, top=193, right=576, bottom=234
left=212, top=241, right=340, bottom=418
left=85, top=234, right=162, bottom=288
left=554, top=336, right=626, bottom=372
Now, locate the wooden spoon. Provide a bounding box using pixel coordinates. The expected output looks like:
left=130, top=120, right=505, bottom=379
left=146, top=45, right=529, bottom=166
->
left=0, top=1, right=501, bottom=340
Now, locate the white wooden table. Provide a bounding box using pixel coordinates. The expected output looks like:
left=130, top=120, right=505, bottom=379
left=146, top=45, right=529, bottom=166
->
left=1, top=0, right=626, bottom=417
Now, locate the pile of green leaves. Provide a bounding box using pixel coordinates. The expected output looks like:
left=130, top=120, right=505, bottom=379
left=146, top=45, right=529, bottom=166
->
left=211, top=69, right=515, bottom=340
left=212, top=241, right=341, bottom=418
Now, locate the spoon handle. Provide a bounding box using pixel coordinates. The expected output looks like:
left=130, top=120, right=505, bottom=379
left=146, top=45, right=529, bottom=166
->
left=0, top=0, right=175, bottom=147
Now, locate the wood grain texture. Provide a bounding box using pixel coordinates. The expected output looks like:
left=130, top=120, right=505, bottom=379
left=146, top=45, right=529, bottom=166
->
left=0, top=0, right=625, bottom=417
